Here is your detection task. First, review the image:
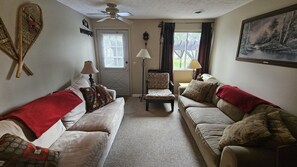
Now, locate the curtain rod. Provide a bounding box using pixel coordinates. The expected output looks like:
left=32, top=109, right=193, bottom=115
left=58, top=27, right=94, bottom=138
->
left=161, top=20, right=215, bottom=24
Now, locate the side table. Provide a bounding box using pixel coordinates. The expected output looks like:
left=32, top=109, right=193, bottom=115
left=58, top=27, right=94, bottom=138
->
left=178, top=82, right=189, bottom=95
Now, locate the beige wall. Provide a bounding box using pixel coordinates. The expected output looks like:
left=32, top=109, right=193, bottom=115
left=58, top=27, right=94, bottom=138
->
left=0, top=0, right=96, bottom=114
left=211, top=0, right=297, bottom=115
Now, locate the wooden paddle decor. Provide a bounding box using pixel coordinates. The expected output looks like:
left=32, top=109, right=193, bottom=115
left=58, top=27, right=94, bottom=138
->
left=0, top=18, right=33, bottom=76
left=16, top=3, right=43, bottom=78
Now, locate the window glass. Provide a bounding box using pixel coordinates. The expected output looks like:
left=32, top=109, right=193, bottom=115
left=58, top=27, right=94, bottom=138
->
left=102, top=34, right=124, bottom=68
left=173, top=32, right=201, bottom=69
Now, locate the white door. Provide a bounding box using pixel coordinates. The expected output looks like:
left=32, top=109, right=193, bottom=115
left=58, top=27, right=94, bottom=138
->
left=97, top=29, right=130, bottom=96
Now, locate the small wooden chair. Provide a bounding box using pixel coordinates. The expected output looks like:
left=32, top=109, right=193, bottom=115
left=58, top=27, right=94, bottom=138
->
left=144, top=70, right=175, bottom=112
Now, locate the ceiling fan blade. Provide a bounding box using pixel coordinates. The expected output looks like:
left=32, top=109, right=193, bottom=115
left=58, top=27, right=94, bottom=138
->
left=117, top=16, right=133, bottom=24
left=117, top=12, right=132, bottom=17
left=86, top=13, right=107, bottom=16
left=97, top=16, right=111, bottom=22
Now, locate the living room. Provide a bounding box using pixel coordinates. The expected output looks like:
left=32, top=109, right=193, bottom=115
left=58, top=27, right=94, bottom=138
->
left=0, top=0, right=296, bottom=166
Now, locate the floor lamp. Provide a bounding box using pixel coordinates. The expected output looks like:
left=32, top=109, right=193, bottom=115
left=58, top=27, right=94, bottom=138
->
left=136, top=49, right=151, bottom=101
left=188, top=59, right=202, bottom=79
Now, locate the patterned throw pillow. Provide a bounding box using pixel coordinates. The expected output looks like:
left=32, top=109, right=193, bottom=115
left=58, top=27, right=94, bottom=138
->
left=265, top=110, right=296, bottom=148
left=181, top=80, right=214, bottom=102
left=219, top=113, right=271, bottom=150
left=0, top=133, right=59, bottom=167
left=205, top=83, right=218, bottom=103
left=80, top=84, right=114, bottom=112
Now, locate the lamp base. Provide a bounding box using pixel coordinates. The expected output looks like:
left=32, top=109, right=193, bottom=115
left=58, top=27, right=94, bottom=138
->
left=192, top=69, right=196, bottom=79
left=89, top=74, right=95, bottom=87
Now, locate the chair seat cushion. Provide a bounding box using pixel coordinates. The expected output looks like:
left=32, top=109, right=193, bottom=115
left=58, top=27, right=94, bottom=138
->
left=145, top=89, right=175, bottom=100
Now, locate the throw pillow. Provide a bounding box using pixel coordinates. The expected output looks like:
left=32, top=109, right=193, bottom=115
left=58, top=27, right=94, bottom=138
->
left=219, top=113, right=271, bottom=150
left=181, top=80, right=213, bottom=102
left=265, top=110, right=296, bottom=148
left=205, top=83, right=218, bottom=103
left=0, top=133, right=59, bottom=166
left=80, top=84, right=114, bottom=112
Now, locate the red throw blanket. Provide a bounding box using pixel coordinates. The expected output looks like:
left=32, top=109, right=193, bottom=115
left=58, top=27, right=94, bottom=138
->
left=0, top=90, right=82, bottom=138
left=216, top=85, right=278, bottom=113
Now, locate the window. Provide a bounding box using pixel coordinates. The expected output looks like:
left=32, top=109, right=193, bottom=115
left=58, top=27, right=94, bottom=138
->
left=102, top=34, right=124, bottom=68
left=173, top=32, right=201, bottom=70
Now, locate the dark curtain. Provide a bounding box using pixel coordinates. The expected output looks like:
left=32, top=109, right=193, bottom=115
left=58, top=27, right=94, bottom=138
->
left=161, top=23, right=175, bottom=81
left=196, top=22, right=212, bottom=78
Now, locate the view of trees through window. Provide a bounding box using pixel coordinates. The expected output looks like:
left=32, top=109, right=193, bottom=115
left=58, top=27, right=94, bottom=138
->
left=173, top=32, right=201, bottom=69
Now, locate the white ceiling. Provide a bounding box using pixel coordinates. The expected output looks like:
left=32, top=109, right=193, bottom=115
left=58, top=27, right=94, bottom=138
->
left=57, top=0, right=253, bottom=19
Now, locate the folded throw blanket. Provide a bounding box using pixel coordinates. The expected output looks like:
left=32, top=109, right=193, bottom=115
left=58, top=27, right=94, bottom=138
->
left=0, top=90, right=82, bottom=138
left=216, top=85, right=278, bottom=113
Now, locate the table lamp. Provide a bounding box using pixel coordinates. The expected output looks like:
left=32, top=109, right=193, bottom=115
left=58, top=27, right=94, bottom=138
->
left=188, top=59, right=202, bottom=79
left=81, top=60, right=99, bottom=86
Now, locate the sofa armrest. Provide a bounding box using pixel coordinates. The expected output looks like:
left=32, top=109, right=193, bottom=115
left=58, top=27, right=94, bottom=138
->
left=106, top=89, right=116, bottom=100
left=220, top=146, right=276, bottom=167
left=277, top=143, right=297, bottom=167
left=178, top=85, right=187, bottom=95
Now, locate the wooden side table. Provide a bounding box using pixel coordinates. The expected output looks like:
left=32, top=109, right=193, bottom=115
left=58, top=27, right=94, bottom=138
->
left=178, top=83, right=189, bottom=95
left=179, top=83, right=189, bottom=87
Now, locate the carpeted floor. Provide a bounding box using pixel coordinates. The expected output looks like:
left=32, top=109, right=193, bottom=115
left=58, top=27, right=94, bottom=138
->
left=104, top=97, right=207, bottom=167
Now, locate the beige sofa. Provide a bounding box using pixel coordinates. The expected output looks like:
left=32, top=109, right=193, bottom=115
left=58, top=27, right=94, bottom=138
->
left=178, top=74, right=297, bottom=167
left=0, top=77, right=125, bottom=167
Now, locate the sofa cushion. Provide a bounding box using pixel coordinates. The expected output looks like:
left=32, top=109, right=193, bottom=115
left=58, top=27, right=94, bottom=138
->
left=0, top=119, right=34, bottom=142
left=219, top=113, right=271, bottom=149
left=178, top=95, right=214, bottom=111
left=182, top=80, right=214, bottom=102
left=49, top=131, right=108, bottom=167
left=63, top=77, right=89, bottom=129
left=145, top=89, right=175, bottom=100
left=80, top=84, right=114, bottom=113
left=147, top=72, right=169, bottom=89
left=69, top=98, right=125, bottom=133
left=186, top=107, right=234, bottom=129
left=32, top=120, right=66, bottom=148
left=0, top=133, right=59, bottom=167
left=217, top=99, right=245, bottom=122
left=195, top=124, right=228, bottom=165
left=265, top=110, right=296, bottom=148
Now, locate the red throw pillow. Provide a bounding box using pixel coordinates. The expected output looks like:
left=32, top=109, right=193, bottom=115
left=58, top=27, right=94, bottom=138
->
left=80, top=84, right=114, bottom=112
left=0, top=133, right=59, bottom=166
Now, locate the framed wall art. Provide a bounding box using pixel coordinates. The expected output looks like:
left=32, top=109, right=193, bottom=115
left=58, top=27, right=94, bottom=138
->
left=236, top=4, right=297, bottom=68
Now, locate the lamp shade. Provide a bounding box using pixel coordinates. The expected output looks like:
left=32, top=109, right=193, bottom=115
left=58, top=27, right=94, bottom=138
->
left=81, top=61, right=99, bottom=74
left=188, top=59, right=202, bottom=69
left=136, top=49, right=151, bottom=59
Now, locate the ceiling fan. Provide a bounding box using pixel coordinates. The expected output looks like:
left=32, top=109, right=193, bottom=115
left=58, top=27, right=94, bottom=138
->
left=89, top=3, right=133, bottom=24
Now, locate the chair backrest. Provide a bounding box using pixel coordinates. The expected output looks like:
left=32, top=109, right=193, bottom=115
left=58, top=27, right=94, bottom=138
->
left=147, top=72, right=170, bottom=89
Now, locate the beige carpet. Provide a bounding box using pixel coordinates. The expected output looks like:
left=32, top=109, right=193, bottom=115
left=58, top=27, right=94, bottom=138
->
left=104, top=97, right=207, bottom=167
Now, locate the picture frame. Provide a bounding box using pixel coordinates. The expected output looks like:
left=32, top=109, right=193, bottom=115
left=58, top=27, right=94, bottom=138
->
left=236, top=4, right=297, bottom=68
